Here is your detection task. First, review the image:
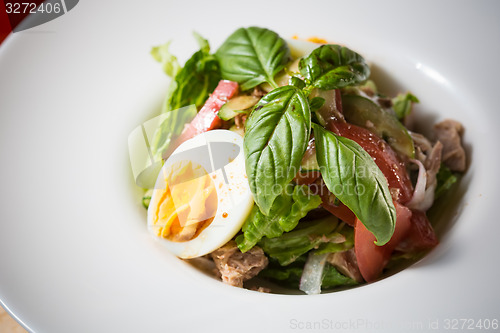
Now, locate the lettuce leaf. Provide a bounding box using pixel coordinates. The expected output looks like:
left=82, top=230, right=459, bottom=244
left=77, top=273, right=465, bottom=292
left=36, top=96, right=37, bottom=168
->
left=434, top=164, right=458, bottom=199
left=258, top=257, right=357, bottom=290
left=151, top=33, right=221, bottom=112
left=392, top=92, right=419, bottom=120
left=321, top=264, right=358, bottom=289
left=315, top=226, right=354, bottom=255
left=235, top=185, right=322, bottom=253
left=150, top=105, right=197, bottom=160
left=151, top=40, right=181, bottom=78
left=258, top=256, right=306, bottom=289
left=258, top=216, right=338, bottom=265
left=259, top=266, right=304, bottom=286
left=165, top=33, right=221, bottom=112
left=150, top=33, right=221, bottom=159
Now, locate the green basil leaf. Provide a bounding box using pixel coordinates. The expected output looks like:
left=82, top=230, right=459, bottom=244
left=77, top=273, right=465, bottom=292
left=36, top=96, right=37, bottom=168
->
left=309, top=97, right=326, bottom=113
left=312, top=123, right=396, bottom=245
left=215, top=26, right=291, bottom=90
left=289, top=76, right=306, bottom=89
left=236, top=185, right=322, bottom=253
left=166, top=35, right=221, bottom=111
left=244, top=86, right=311, bottom=214
left=299, top=44, right=370, bottom=90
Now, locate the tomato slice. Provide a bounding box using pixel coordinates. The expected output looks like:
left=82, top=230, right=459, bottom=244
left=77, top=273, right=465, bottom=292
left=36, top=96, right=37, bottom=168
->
left=164, top=80, right=239, bottom=158
left=328, top=121, right=413, bottom=204
left=314, top=179, right=356, bottom=226
left=294, top=170, right=321, bottom=186
left=355, top=201, right=412, bottom=282
left=397, top=210, right=439, bottom=252
left=323, top=200, right=356, bottom=226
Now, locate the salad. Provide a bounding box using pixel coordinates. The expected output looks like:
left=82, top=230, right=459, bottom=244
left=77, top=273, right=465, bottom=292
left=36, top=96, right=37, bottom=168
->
left=136, top=27, right=466, bottom=294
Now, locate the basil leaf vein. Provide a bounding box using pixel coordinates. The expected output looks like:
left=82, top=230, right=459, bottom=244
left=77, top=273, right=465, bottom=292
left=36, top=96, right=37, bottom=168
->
left=312, top=123, right=396, bottom=245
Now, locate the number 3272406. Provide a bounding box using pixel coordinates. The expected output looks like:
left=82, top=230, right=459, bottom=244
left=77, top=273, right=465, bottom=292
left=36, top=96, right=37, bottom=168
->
left=5, top=2, right=62, bottom=14
left=444, top=319, right=499, bottom=330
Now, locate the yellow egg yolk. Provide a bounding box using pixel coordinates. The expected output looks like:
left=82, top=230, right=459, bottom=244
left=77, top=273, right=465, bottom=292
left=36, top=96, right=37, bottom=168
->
left=151, top=160, right=217, bottom=242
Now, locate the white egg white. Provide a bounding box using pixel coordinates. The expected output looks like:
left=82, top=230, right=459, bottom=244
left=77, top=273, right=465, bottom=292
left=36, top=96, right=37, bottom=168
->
left=147, top=130, right=254, bottom=258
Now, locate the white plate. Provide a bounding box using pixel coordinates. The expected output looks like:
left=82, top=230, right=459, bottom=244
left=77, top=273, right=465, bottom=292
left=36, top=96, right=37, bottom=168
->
left=1, top=0, right=499, bottom=332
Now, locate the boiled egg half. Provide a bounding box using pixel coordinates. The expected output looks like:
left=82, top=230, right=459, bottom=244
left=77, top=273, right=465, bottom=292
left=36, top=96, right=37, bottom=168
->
left=147, top=130, right=254, bottom=258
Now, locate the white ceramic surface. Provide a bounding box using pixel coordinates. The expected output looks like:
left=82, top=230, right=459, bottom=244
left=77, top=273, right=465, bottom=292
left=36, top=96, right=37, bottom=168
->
left=1, top=0, right=499, bottom=332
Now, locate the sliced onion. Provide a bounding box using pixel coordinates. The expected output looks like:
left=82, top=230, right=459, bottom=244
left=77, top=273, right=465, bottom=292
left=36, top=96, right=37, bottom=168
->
left=407, top=159, right=435, bottom=211
left=407, top=159, right=427, bottom=210
left=421, top=185, right=436, bottom=211
left=299, top=252, right=329, bottom=295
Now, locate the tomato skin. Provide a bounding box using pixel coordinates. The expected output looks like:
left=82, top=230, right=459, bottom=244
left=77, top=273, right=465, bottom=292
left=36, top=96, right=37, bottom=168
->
left=309, top=119, right=414, bottom=225
left=397, top=210, right=439, bottom=252
left=164, top=80, right=239, bottom=158
left=328, top=121, right=413, bottom=204
left=355, top=201, right=412, bottom=282
left=314, top=179, right=356, bottom=226
left=294, top=171, right=321, bottom=186
left=323, top=200, right=356, bottom=226
left=190, top=80, right=239, bottom=133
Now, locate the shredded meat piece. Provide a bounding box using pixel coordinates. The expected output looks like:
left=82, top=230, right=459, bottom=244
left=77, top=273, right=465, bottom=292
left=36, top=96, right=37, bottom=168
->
left=434, top=119, right=466, bottom=172
left=425, top=141, right=443, bottom=188
left=234, top=114, right=247, bottom=129
left=411, top=132, right=433, bottom=163
left=211, top=241, right=268, bottom=288
left=251, top=86, right=267, bottom=99
left=359, top=85, right=376, bottom=97
left=410, top=131, right=443, bottom=186
left=408, top=131, right=444, bottom=211
left=327, top=249, right=363, bottom=283
left=377, top=97, right=393, bottom=109
left=249, top=286, right=271, bottom=293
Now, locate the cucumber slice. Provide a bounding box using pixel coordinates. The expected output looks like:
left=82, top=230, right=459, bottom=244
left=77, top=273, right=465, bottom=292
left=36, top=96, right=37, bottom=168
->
left=341, top=94, right=415, bottom=158
left=218, top=95, right=260, bottom=121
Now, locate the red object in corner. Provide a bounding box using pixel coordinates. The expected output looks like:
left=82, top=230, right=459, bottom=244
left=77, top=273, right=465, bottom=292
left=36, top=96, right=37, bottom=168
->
left=0, top=0, right=46, bottom=45
left=0, top=1, right=12, bottom=44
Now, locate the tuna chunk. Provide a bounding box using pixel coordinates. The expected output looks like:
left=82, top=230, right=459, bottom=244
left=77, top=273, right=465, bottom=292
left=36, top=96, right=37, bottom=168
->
left=327, top=249, right=363, bottom=283
left=211, top=241, right=268, bottom=288
left=434, top=119, right=466, bottom=172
